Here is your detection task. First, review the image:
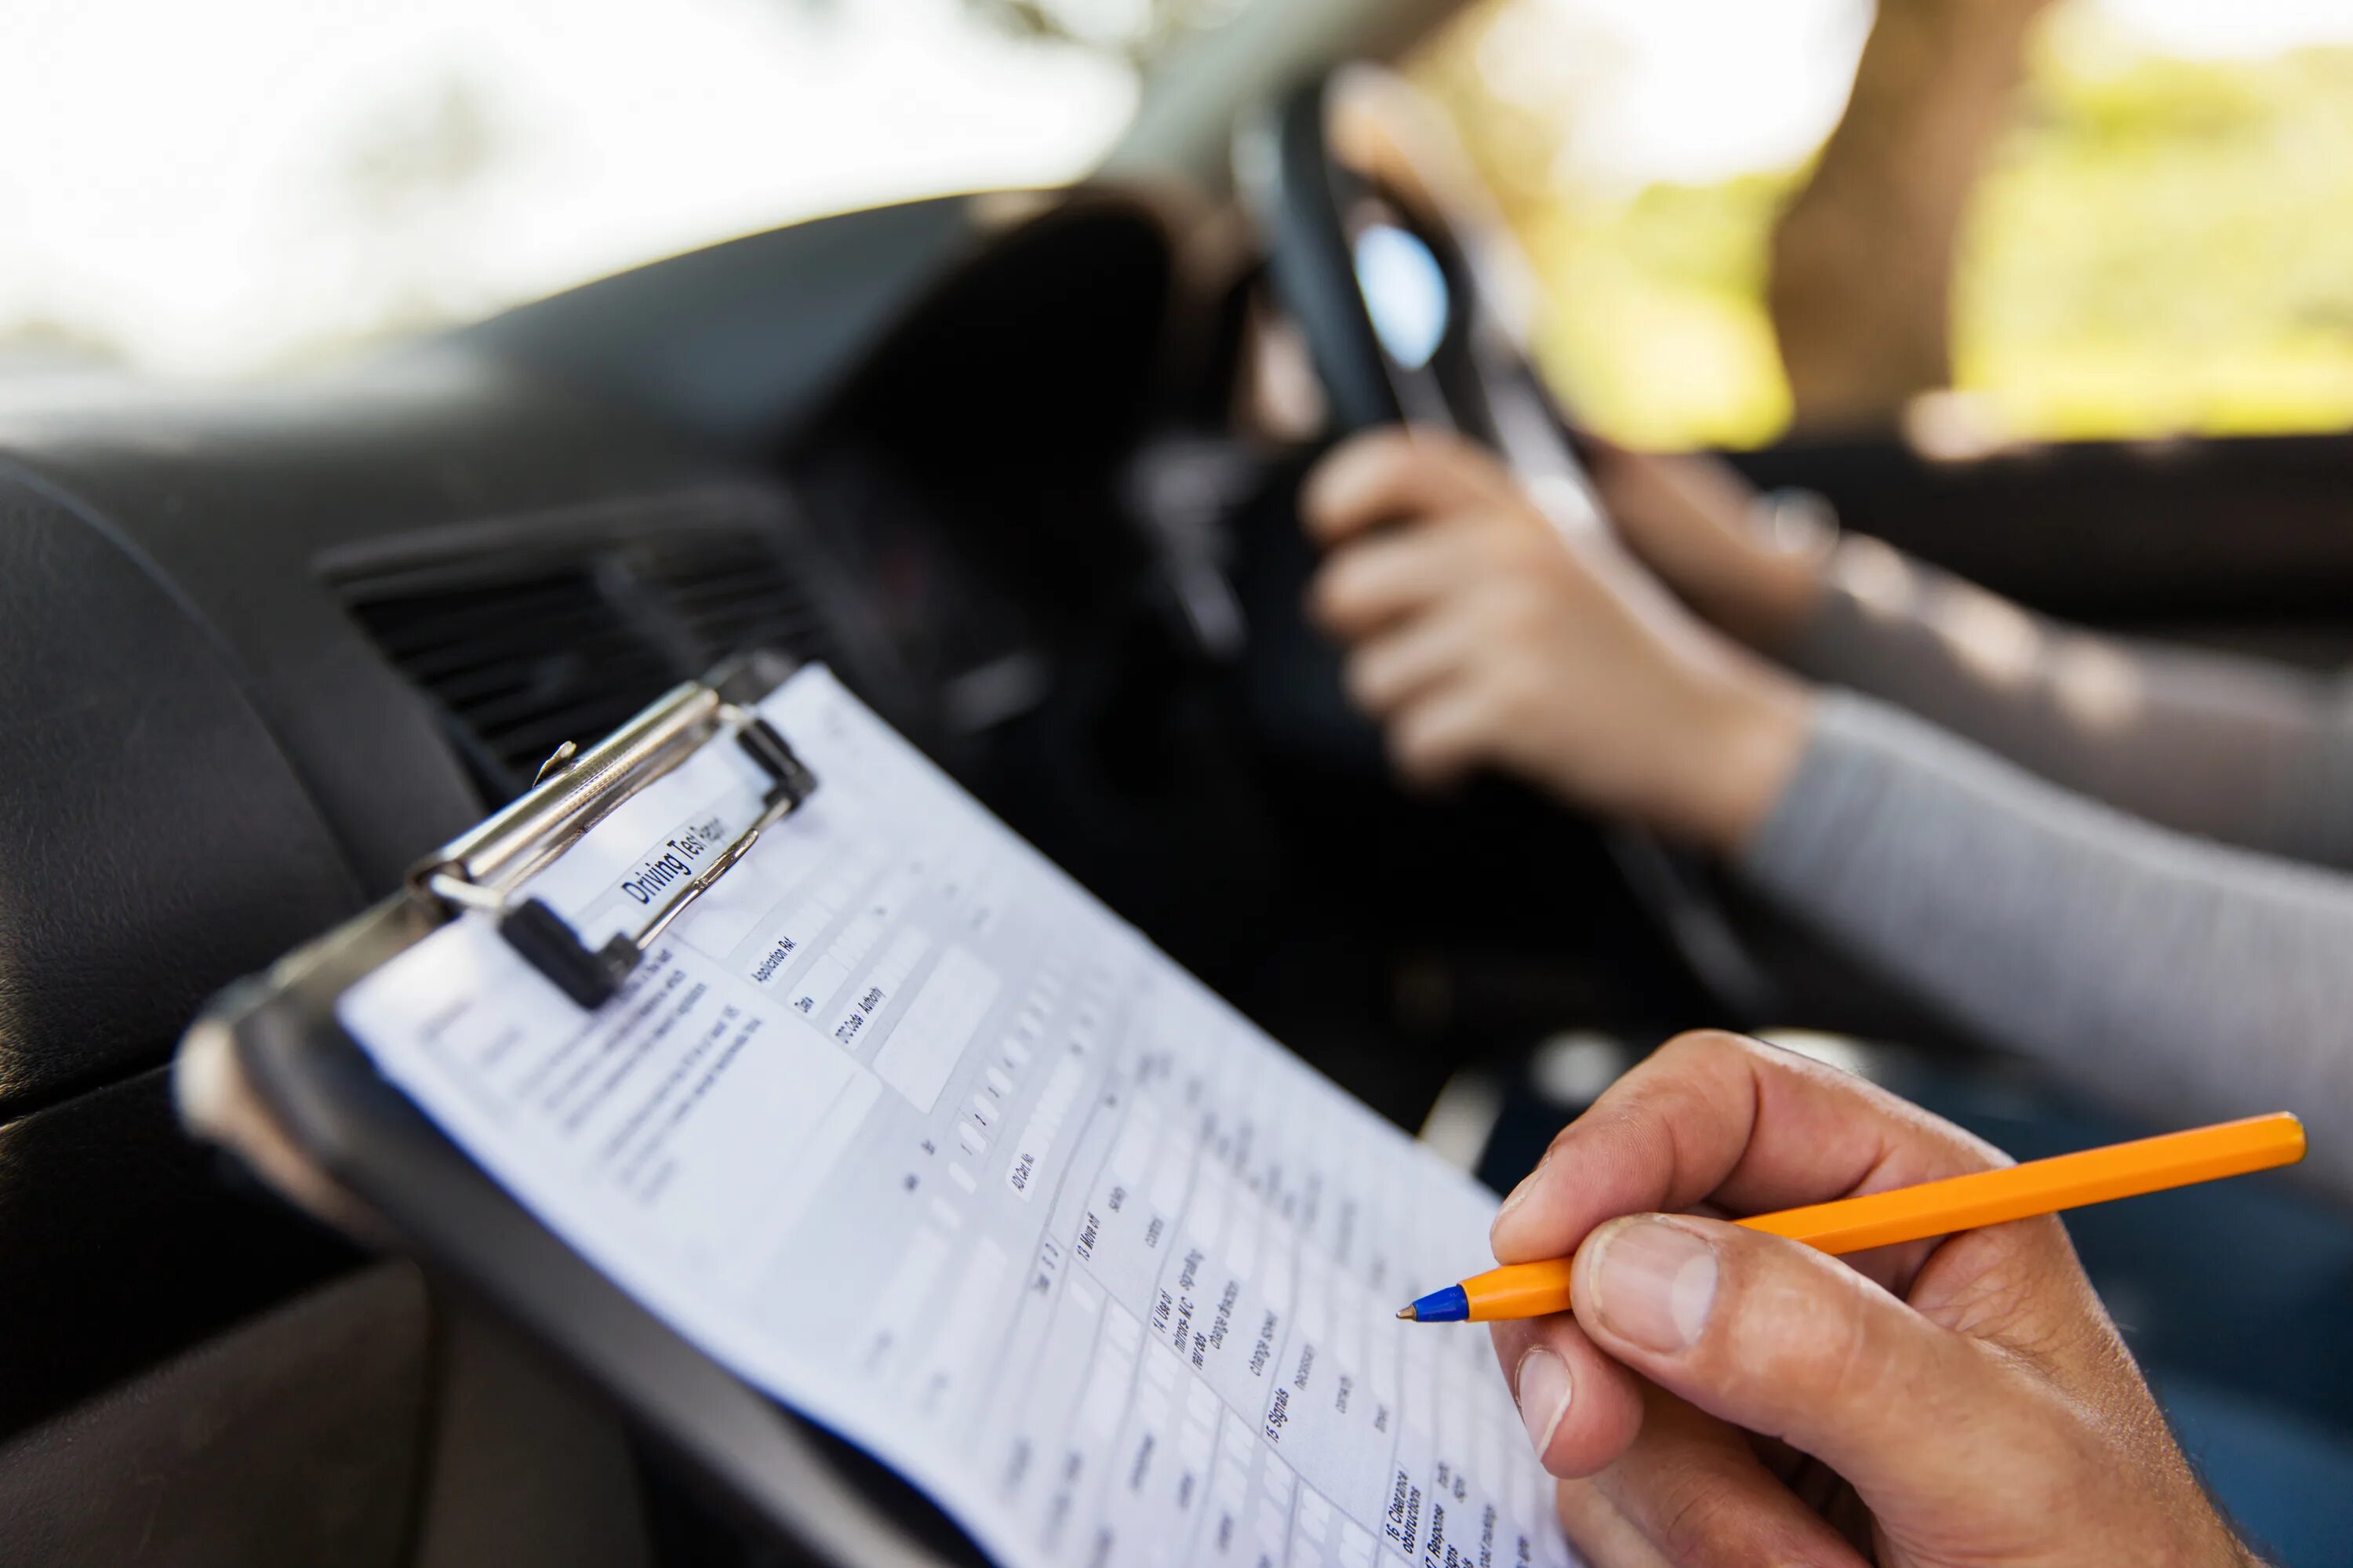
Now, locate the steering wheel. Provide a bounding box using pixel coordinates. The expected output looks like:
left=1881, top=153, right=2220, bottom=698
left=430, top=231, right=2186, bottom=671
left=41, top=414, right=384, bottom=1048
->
left=1237, top=64, right=1780, bottom=1024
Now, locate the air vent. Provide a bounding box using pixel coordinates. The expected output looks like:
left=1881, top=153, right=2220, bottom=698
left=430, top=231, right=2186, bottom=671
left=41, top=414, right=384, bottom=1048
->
left=341, top=511, right=841, bottom=802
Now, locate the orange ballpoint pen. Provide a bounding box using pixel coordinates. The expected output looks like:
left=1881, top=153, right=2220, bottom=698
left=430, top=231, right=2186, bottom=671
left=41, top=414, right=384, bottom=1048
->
left=1398, top=1111, right=2306, bottom=1323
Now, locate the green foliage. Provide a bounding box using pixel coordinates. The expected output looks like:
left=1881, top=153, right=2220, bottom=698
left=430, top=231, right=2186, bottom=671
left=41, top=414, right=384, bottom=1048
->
left=1960, top=42, right=2353, bottom=438
left=1525, top=174, right=1800, bottom=448
left=1412, top=9, right=2353, bottom=448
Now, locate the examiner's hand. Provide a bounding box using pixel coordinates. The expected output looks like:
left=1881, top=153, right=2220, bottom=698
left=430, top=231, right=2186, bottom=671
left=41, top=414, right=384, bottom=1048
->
left=1485, top=1030, right=2258, bottom=1568
left=1301, top=427, right=1811, bottom=851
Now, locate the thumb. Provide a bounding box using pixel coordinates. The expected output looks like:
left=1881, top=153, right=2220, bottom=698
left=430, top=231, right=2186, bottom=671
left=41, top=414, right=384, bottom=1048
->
left=1571, top=1213, right=2048, bottom=1516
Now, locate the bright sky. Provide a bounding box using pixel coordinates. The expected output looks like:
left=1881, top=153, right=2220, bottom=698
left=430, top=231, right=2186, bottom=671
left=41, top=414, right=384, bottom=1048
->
left=2, top=0, right=2348, bottom=377
left=0, top=0, right=1133, bottom=374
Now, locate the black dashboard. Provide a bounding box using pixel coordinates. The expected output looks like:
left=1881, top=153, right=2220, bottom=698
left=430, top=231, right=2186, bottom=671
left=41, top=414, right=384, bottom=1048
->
left=0, top=193, right=1185, bottom=1095
left=0, top=184, right=1687, bottom=1450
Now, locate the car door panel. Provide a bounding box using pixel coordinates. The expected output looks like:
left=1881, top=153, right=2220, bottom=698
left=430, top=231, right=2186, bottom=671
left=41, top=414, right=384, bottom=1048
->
left=1737, top=432, right=2353, bottom=653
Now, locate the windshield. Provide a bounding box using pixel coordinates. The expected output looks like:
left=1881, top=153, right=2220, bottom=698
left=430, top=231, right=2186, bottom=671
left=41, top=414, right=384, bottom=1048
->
left=2, top=0, right=1193, bottom=380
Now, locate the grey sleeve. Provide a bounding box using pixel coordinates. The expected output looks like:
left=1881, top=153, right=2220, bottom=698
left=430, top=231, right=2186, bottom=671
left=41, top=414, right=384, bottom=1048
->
left=1791, top=547, right=2353, bottom=869
left=1741, top=692, right=2353, bottom=1203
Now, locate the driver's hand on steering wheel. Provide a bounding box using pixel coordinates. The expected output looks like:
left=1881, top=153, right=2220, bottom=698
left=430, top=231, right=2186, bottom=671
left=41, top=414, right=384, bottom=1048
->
left=1486, top=1030, right=2260, bottom=1568
left=1301, top=426, right=1813, bottom=852
left=1573, top=432, right=1838, bottom=655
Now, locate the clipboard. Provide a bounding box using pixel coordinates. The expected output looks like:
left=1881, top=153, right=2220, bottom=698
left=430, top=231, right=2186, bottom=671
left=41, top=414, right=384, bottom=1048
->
left=174, top=652, right=978, bottom=1568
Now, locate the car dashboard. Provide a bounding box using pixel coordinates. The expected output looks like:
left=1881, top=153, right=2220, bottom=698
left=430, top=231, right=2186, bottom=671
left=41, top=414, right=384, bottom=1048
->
left=0, top=186, right=1689, bottom=1494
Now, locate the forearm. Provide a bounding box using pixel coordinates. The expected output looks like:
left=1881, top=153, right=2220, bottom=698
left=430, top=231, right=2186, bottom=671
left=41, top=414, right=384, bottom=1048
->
left=1740, top=692, right=2353, bottom=1203
left=1789, top=540, right=2353, bottom=868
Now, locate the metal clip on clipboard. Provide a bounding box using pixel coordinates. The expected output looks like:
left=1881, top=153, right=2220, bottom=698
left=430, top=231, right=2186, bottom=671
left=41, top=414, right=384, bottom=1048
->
left=406, top=657, right=820, bottom=1010
left=171, top=653, right=972, bottom=1567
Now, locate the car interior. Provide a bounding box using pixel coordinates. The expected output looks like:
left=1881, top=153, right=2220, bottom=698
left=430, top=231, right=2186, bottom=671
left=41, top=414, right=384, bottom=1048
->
left=3, top=2, right=2351, bottom=1565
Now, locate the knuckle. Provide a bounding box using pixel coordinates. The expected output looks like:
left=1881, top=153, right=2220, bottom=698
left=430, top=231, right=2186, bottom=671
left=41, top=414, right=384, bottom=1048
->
left=1478, top=685, right=1535, bottom=745
left=1336, top=426, right=1415, bottom=486
left=1650, top=1480, right=1755, bottom=1565
left=1500, top=529, right=1555, bottom=570
left=1816, top=1286, right=1890, bottom=1411
left=1493, top=657, right=1548, bottom=711
left=1421, top=424, right=1491, bottom=477
left=1598, top=1066, right=1711, bottom=1163
left=1493, top=585, right=1540, bottom=631
left=1394, top=719, right=1473, bottom=786
left=1389, top=721, right=1445, bottom=779
left=1729, top=1259, right=1905, bottom=1417
left=1343, top=646, right=1411, bottom=714
left=1488, top=581, right=1548, bottom=636
left=1457, top=533, right=1507, bottom=579
left=1928, top=1225, right=2089, bottom=1354
left=1463, top=681, right=1515, bottom=735
left=1660, top=1028, right=1755, bottom=1068
left=1533, top=1112, right=1589, bottom=1176
left=1310, top=558, right=1370, bottom=628
left=1648, top=1031, right=1775, bottom=1102
left=1474, top=532, right=1532, bottom=580
left=1304, top=567, right=1344, bottom=624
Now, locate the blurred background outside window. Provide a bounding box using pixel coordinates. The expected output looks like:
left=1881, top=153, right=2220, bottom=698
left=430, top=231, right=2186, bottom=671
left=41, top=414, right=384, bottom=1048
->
left=7, top=0, right=2352, bottom=453
left=1410, top=0, right=2353, bottom=446
left=0, top=0, right=1153, bottom=380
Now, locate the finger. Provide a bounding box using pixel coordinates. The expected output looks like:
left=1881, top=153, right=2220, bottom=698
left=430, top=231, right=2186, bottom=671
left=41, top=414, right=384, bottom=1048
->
left=1487, top=1314, right=1646, bottom=1479
left=1561, top=423, right=1627, bottom=471
left=1553, top=1480, right=1675, bottom=1568
left=1645, top=450, right=1764, bottom=536
left=1591, top=1391, right=1871, bottom=1568
left=1306, top=525, right=1492, bottom=639
left=1490, top=1030, right=2010, bottom=1297
left=1585, top=443, right=1747, bottom=529
left=1340, top=607, right=1484, bottom=717
left=1384, top=678, right=1497, bottom=791
left=1572, top=1211, right=2057, bottom=1517
left=1301, top=425, right=1523, bottom=546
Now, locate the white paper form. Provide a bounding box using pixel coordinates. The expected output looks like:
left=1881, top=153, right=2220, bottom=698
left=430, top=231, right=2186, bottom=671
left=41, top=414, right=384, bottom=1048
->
left=340, top=666, right=1575, bottom=1568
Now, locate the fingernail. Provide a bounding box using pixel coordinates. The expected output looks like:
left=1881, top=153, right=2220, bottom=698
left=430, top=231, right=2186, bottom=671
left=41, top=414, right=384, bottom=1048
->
left=1513, top=1348, right=1572, bottom=1460
left=1491, top=1153, right=1547, bottom=1239
left=1584, top=1217, right=1717, bottom=1353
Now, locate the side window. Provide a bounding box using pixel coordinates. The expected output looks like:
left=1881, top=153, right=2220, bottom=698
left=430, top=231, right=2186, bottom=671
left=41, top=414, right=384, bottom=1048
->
left=1408, top=0, right=2353, bottom=449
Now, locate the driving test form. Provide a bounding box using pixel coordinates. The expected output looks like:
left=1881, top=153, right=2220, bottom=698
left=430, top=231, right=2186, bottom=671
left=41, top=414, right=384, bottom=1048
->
left=340, top=666, right=1575, bottom=1568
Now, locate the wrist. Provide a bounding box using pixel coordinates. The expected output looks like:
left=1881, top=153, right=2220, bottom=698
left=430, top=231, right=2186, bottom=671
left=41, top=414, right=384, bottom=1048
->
left=1662, top=657, right=1815, bottom=854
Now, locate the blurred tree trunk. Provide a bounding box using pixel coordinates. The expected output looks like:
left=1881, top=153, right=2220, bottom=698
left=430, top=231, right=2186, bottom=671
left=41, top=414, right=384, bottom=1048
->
left=1769, top=0, right=2054, bottom=433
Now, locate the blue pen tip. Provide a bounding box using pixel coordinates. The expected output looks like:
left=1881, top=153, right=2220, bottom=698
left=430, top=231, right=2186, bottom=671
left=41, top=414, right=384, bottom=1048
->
left=1401, top=1284, right=1469, bottom=1324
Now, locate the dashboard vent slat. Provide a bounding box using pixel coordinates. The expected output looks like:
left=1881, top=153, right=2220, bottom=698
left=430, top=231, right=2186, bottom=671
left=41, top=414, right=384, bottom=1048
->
left=339, top=502, right=842, bottom=803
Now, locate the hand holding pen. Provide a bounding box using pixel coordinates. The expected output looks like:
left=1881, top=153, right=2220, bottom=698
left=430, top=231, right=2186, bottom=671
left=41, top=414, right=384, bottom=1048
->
left=1446, top=1031, right=2272, bottom=1568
